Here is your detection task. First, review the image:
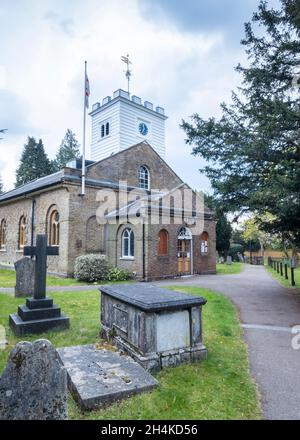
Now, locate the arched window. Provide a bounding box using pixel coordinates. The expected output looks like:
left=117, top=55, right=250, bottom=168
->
left=18, top=216, right=26, bottom=249
left=101, top=124, right=105, bottom=138
left=178, top=227, right=192, bottom=240
left=200, top=232, right=209, bottom=254
left=49, top=210, right=60, bottom=246
left=0, top=219, right=7, bottom=249
left=106, top=122, right=110, bottom=136
left=139, top=165, right=150, bottom=190
left=158, top=229, right=168, bottom=255
left=122, top=228, right=134, bottom=258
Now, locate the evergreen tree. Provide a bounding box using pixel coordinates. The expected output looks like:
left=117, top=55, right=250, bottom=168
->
left=205, top=194, right=232, bottom=257
left=53, top=129, right=80, bottom=171
left=15, top=137, right=53, bottom=187
left=181, top=0, right=300, bottom=255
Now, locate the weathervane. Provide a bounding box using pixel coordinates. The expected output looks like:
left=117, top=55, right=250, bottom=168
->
left=121, top=54, right=132, bottom=94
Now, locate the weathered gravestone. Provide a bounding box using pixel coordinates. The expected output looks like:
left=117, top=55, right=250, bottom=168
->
left=14, top=257, right=35, bottom=297
left=226, top=256, right=233, bottom=265
left=0, top=339, right=67, bottom=420
left=9, top=234, right=69, bottom=335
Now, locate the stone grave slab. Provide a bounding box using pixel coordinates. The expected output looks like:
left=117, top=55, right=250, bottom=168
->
left=57, top=344, right=158, bottom=410
left=0, top=339, right=67, bottom=420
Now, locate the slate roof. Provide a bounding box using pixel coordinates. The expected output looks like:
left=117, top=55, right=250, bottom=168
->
left=0, top=171, right=66, bottom=203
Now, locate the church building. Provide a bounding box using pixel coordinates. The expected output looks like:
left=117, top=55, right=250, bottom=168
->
left=0, top=89, right=216, bottom=280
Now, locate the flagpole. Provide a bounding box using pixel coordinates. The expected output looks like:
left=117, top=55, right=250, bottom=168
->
left=81, top=60, right=87, bottom=196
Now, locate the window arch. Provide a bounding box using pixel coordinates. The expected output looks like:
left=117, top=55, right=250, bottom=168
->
left=200, top=231, right=209, bottom=254
left=178, top=226, right=192, bottom=240
left=139, top=165, right=150, bottom=190
left=158, top=229, right=168, bottom=255
left=0, top=219, right=7, bottom=249
left=106, top=122, right=110, bottom=136
left=122, top=228, right=134, bottom=258
left=49, top=210, right=60, bottom=246
left=18, top=216, right=27, bottom=249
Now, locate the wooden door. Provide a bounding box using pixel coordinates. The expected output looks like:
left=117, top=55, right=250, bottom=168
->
left=177, top=239, right=191, bottom=274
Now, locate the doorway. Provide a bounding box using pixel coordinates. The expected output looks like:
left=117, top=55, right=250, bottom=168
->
left=177, top=227, right=193, bottom=275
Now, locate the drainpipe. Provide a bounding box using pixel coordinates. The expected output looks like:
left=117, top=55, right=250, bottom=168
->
left=142, top=222, right=146, bottom=281
left=31, top=198, right=36, bottom=248
left=25, top=196, right=36, bottom=259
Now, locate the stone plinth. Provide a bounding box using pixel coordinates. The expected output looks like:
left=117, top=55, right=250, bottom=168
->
left=100, top=284, right=207, bottom=372
left=9, top=297, right=69, bottom=336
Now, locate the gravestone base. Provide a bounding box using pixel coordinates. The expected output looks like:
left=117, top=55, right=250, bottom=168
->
left=102, top=328, right=207, bottom=372
left=57, top=344, right=158, bottom=411
left=9, top=297, right=69, bottom=336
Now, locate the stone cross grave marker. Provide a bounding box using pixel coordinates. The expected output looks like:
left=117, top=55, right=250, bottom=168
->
left=0, top=339, right=67, bottom=420
left=23, top=234, right=59, bottom=299
left=9, top=234, right=69, bottom=336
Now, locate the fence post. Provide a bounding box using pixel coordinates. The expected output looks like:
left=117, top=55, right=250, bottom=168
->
left=280, top=262, right=283, bottom=277
left=284, top=264, right=288, bottom=280
left=291, top=267, right=295, bottom=287
left=277, top=261, right=280, bottom=273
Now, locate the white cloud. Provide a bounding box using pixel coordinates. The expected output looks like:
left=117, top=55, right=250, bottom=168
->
left=0, top=0, right=247, bottom=192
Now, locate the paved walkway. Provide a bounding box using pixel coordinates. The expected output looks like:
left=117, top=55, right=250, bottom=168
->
left=155, top=265, right=300, bottom=420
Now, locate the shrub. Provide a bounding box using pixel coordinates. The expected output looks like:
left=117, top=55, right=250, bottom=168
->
left=74, top=254, right=109, bottom=282
left=107, top=267, right=132, bottom=282
left=228, top=243, right=244, bottom=262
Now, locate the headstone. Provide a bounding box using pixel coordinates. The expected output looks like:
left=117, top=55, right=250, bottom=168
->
left=10, top=234, right=69, bottom=335
left=100, top=284, right=207, bottom=372
left=219, top=256, right=225, bottom=264
left=226, top=256, right=232, bottom=265
left=14, top=257, right=35, bottom=297
left=0, top=339, right=67, bottom=420
left=237, top=253, right=244, bottom=263
left=57, top=344, right=158, bottom=411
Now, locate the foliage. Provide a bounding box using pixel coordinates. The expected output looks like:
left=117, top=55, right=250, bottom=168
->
left=228, top=244, right=244, bottom=262
left=74, top=254, right=109, bottom=282
left=181, top=0, right=300, bottom=254
left=53, top=129, right=80, bottom=171
left=204, top=194, right=232, bottom=257
left=15, top=137, right=53, bottom=187
left=106, top=267, right=131, bottom=281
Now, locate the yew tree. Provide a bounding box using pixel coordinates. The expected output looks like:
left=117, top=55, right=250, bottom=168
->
left=181, top=0, right=300, bottom=254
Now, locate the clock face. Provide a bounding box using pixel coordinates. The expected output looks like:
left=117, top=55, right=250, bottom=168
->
left=138, top=122, right=148, bottom=136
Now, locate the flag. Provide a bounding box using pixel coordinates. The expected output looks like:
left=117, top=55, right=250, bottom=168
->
left=85, top=69, right=90, bottom=109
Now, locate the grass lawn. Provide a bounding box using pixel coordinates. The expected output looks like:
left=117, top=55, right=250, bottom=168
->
left=0, top=268, right=86, bottom=288
left=0, top=286, right=261, bottom=420
left=216, top=262, right=244, bottom=275
left=265, top=265, right=300, bottom=289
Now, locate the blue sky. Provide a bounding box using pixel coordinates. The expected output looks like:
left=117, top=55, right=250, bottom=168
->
left=0, top=0, right=279, bottom=191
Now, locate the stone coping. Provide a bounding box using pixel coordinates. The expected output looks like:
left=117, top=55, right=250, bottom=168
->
left=99, top=283, right=206, bottom=312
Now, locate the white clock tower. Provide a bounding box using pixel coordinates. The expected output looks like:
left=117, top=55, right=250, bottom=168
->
left=89, top=89, right=168, bottom=161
